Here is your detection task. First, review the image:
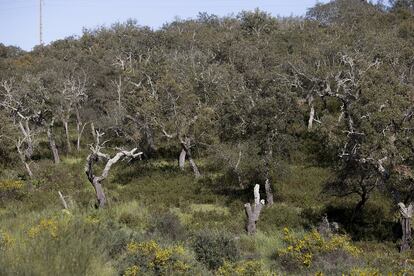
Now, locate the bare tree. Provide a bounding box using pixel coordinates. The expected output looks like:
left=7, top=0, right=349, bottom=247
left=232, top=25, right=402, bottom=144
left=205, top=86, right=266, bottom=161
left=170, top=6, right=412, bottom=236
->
left=85, top=131, right=142, bottom=208
left=58, top=74, right=88, bottom=152
left=0, top=78, right=41, bottom=177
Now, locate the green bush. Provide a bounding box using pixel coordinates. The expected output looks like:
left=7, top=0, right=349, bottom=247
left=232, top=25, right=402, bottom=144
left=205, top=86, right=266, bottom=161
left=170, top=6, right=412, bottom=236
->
left=149, top=212, right=187, bottom=241
left=260, top=203, right=303, bottom=232
left=191, top=230, right=240, bottom=270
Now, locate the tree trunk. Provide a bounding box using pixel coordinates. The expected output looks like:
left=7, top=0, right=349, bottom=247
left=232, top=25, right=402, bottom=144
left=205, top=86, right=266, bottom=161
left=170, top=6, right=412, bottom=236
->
left=245, top=184, right=264, bottom=235
left=58, top=191, right=69, bottom=209
left=144, top=123, right=157, bottom=154
left=188, top=157, right=201, bottom=178
left=179, top=149, right=186, bottom=170
left=93, top=178, right=106, bottom=208
left=18, top=120, right=33, bottom=157
left=85, top=147, right=142, bottom=209
left=308, top=96, right=315, bottom=130
left=398, top=203, right=413, bottom=252
left=352, top=191, right=368, bottom=222
left=180, top=140, right=201, bottom=178
left=16, top=134, right=33, bottom=178
left=76, top=122, right=87, bottom=151
left=265, top=178, right=274, bottom=205
left=17, top=150, right=33, bottom=178
left=75, top=109, right=86, bottom=151
left=91, top=122, right=96, bottom=140
left=63, top=120, right=71, bottom=152
left=47, top=120, right=60, bottom=164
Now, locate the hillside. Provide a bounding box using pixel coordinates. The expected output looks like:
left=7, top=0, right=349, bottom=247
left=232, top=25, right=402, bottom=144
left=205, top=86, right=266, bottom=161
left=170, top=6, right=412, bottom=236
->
left=1, top=0, right=414, bottom=275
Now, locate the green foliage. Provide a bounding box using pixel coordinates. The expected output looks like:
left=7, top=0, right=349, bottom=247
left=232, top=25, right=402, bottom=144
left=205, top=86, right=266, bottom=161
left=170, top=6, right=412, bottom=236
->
left=1, top=0, right=414, bottom=274
left=191, top=230, right=240, bottom=270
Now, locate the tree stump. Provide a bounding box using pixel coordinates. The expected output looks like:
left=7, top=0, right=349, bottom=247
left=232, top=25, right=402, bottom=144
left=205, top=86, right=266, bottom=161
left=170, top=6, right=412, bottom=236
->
left=244, top=184, right=265, bottom=235
left=398, top=202, right=413, bottom=252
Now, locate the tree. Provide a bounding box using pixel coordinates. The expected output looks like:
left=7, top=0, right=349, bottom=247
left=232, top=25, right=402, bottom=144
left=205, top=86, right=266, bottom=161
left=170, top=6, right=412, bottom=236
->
left=0, top=76, right=45, bottom=176
left=85, top=131, right=142, bottom=208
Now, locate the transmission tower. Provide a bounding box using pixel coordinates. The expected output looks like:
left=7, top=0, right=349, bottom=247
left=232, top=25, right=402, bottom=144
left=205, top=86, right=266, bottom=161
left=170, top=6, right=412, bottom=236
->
left=39, top=0, right=43, bottom=45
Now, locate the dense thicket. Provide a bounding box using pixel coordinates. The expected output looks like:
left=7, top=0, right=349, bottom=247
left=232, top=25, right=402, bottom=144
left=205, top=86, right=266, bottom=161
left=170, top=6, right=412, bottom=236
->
left=1, top=0, right=414, bottom=274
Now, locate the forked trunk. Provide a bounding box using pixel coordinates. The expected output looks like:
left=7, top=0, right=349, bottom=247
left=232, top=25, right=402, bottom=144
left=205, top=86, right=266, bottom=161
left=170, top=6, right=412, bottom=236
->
left=85, top=146, right=142, bottom=209
left=180, top=140, right=201, bottom=178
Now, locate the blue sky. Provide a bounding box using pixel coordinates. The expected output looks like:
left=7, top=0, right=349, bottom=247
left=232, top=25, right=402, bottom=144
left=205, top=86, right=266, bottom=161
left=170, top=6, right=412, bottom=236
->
left=0, top=0, right=327, bottom=51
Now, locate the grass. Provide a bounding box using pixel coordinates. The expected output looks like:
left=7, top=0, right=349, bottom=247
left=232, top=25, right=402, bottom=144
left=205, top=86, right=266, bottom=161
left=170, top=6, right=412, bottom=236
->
left=0, top=149, right=412, bottom=275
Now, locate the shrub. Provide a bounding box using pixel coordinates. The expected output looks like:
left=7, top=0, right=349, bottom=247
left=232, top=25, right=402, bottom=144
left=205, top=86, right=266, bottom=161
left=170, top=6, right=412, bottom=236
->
left=260, top=203, right=303, bottom=232
left=217, top=260, right=267, bottom=276
left=191, top=230, right=240, bottom=270
left=0, top=179, right=26, bottom=203
left=119, top=240, right=194, bottom=275
left=0, top=230, right=14, bottom=250
left=0, top=213, right=116, bottom=276
left=149, top=212, right=187, bottom=241
left=277, top=228, right=361, bottom=271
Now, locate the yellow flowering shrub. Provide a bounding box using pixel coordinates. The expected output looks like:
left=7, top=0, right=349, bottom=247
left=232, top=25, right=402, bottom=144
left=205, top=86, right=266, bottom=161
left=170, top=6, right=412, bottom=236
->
left=123, top=240, right=191, bottom=275
left=0, top=180, right=25, bottom=201
left=278, top=228, right=361, bottom=268
left=0, top=230, right=14, bottom=249
left=349, top=267, right=380, bottom=276
left=84, top=215, right=100, bottom=225
left=28, top=218, right=59, bottom=238
left=217, top=260, right=268, bottom=276
left=124, top=265, right=140, bottom=276
left=0, top=180, right=24, bottom=191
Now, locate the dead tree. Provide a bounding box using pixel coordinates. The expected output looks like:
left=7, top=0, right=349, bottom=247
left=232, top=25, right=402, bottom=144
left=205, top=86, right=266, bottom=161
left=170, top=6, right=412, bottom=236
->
left=0, top=79, right=37, bottom=177
left=398, top=202, right=413, bottom=252
left=60, top=74, right=88, bottom=152
left=85, top=131, right=142, bottom=208
left=244, top=184, right=265, bottom=235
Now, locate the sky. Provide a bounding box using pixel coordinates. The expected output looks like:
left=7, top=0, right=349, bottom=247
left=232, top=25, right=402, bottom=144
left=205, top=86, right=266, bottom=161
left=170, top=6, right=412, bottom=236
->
left=0, top=0, right=328, bottom=51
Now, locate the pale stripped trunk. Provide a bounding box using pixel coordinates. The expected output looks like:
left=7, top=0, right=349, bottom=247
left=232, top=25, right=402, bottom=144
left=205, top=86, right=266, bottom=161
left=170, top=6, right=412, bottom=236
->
left=47, top=121, right=60, bottom=164
left=308, top=96, right=315, bottom=130
left=179, top=149, right=186, bottom=170
left=63, top=120, right=72, bottom=152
